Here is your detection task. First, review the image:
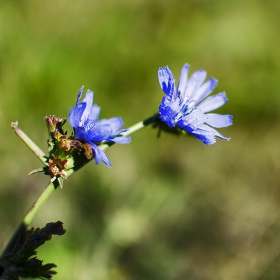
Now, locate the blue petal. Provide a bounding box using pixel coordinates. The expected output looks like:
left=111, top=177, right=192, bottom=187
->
left=184, top=70, right=207, bottom=102
left=194, top=77, right=218, bottom=103
left=205, top=114, right=233, bottom=128
left=177, top=108, right=206, bottom=130
left=197, top=124, right=230, bottom=140
left=158, top=66, right=176, bottom=99
left=89, top=104, right=101, bottom=122
left=79, top=90, right=94, bottom=126
left=197, top=92, right=228, bottom=112
left=159, top=96, right=180, bottom=127
left=90, top=143, right=112, bottom=166
left=75, top=86, right=84, bottom=105
left=177, top=64, right=190, bottom=98
left=159, top=105, right=175, bottom=127
left=108, top=135, right=131, bottom=144
left=86, top=124, right=112, bottom=142
left=98, top=117, right=124, bottom=132
left=82, top=119, right=96, bottom=132
left=191, top=129, right=217, bottom=145
left=73, top=126, right=91, bottom=141
left=68, top=103, right=86, bottom=128
left=69, top=86, right=132, bottom=166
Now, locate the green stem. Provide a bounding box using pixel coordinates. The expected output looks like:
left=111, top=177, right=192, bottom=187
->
left=22, top=182, right=58, bottom=226
left=2, top=114, right=160, bottom=256
left=11, top=121, right=48, bottom=165
left=99, top=113, right=160, bottom=150
left=123, top=113, right=159, bottom=136
left=1, top=180, right=59, bottom=256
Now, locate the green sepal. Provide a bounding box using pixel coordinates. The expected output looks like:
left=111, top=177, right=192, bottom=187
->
left=28, top=167, right=45, bottom=176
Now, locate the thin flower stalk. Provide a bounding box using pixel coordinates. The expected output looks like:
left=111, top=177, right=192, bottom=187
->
left=11, top=122, right=48, bottom=166
left=2, top=114, right=159, bottom=257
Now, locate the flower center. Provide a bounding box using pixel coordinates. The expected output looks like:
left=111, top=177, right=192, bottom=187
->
left=83, top=120, right=96, bottom=132
left=174, top=99, right=197, bottom=122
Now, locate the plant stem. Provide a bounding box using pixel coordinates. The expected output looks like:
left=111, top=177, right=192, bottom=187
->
left=1, top=180, right=59, bottom=257
left=124, top=113, right=159, bottom=136
left=2, top=114, right=160, bottom=256
left=99, top=113, right=160, bottom=150
left=11, top=121, right=48, bottom=165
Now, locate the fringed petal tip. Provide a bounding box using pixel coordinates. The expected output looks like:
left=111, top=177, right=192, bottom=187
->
left=76, top=86, right=85, bottom=105
left=197, top=92, right=228, bottom=113
left=206, top=114, right=233, bottom=128
left=158, top=66, right=175, bottom=97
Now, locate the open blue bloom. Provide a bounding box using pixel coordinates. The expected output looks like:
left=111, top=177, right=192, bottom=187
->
left=68, top=86, right=131, bottom=166
left=158, top=64, right=232, bottom=145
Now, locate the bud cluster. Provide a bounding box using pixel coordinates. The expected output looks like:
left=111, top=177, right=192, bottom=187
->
left=43, top=116, right=93, bottom=185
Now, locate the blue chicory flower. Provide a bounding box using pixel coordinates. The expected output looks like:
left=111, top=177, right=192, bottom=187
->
left=158, top=63, right=232, bottom=144
left=68, top=86, right=131, bottom=166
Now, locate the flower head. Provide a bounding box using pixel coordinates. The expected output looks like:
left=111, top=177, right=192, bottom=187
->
left=68, top=86, right=131, bottom=166
left=158, top=63, right=232, bottom=144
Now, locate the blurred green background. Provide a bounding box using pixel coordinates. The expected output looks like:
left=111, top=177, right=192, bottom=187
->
left=1, top=0, right=280, bottom=279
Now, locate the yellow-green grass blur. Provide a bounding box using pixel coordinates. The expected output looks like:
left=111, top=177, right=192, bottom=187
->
left=0, top=0, right=280, bottom=279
